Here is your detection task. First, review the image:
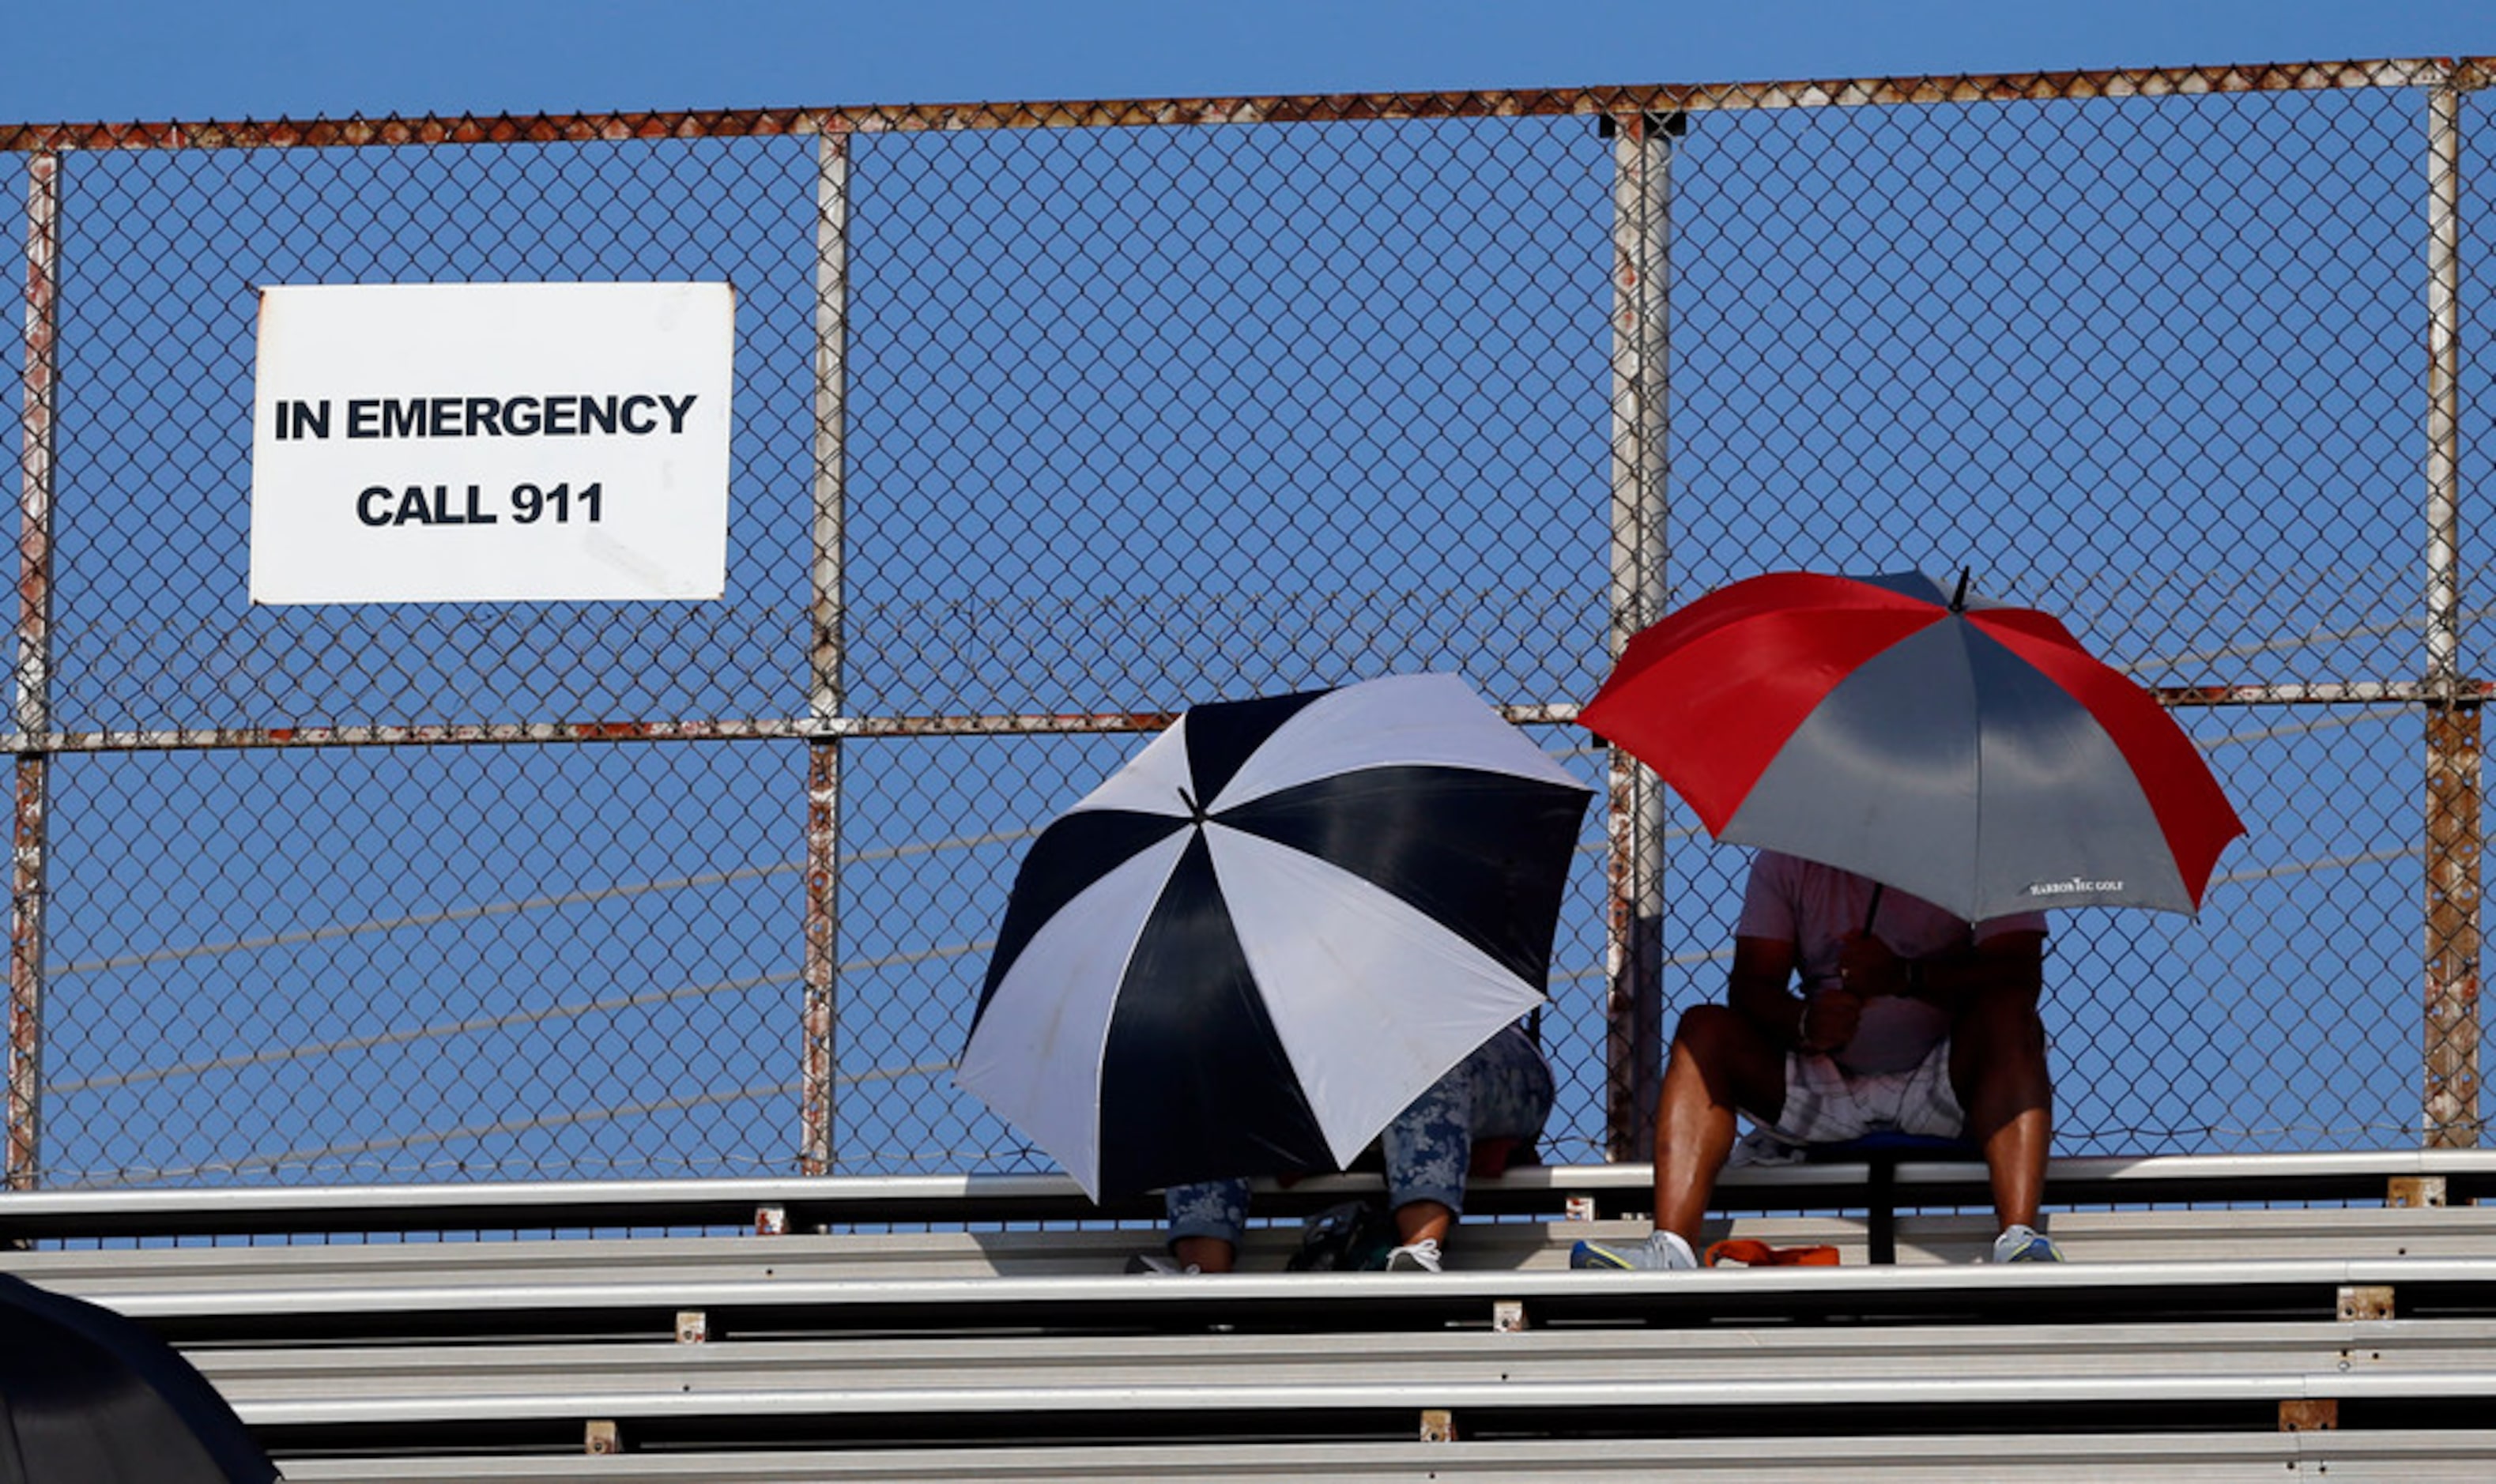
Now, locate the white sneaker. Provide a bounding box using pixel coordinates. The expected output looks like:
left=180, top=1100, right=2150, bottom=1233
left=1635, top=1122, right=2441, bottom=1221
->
left=1382, top=1237, right=1442, bottom=1272
left=1570, top=1230, right=1699, bottom=1271
left=1990, top=1223, right=2065, bottom=1264
left=1124, top=1252, right=1202, bottom=1275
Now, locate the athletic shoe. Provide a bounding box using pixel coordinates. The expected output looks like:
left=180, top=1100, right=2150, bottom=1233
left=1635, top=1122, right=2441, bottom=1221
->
left=1992, top=1224, right=2064, bottom=1264
left=1569, top=1230, right=1699, bottom=1271
left=1382, top=1237, right=1442, bottom=1273
left=1124, top=1252, right=1202, bottom=1275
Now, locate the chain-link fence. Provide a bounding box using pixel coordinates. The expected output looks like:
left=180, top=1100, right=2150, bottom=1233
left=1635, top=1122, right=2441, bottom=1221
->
left=3, top=61, right=2487, bottom=1190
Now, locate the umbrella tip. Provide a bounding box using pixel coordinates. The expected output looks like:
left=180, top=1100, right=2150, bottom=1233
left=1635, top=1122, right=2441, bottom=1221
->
left=1951, top=567, right=1972, bottom=611
left=1177, top=786, right=1205, bottom=823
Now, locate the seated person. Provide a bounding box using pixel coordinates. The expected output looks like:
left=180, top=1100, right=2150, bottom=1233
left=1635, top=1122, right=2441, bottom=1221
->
left=1144, top=1021, right=1554, bottom=1274
left=1574, top=849, right=2060, bottom=1270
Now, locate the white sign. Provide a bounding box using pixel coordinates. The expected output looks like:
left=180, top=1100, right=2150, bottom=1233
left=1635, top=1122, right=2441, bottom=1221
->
left=249, top=281, right=734, bottom=604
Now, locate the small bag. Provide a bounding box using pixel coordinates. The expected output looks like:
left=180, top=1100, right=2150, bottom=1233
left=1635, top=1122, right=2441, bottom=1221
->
left=1287, top=1199, right=1396, bottom=1272
left=1703, top=1238, right=1842, bottom=1267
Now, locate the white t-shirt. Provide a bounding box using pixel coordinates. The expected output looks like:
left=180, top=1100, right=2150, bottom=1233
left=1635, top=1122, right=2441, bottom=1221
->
left=1734, top=850, right=2049, bottom=1075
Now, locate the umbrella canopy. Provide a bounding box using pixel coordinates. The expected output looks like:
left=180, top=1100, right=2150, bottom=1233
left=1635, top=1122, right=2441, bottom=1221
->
left=1578, top=569, right=2245, bottom=921
left=0, top=1271, right=280, bottom=1484
left=958, top=672, right=1593, bottom=1202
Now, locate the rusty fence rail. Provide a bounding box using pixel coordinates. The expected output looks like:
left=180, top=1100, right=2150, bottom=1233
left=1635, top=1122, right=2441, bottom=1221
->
left=2, top=60, right=2488, bottom=1189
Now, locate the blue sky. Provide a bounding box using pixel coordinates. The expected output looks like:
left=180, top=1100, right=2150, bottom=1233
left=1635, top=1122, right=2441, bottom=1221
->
left=6, top=1, right=2494, bottom=124
left=6, top=0, right=2481, bottom=1181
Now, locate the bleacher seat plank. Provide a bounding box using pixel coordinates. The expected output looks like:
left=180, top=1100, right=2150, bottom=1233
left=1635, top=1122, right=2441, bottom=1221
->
left=3, top=1150, right=2488, bottom=1243
left=9, top=1203, right=2494, bottom=1304
left=7, top=1254, right=2492, bottom=1347
left=196, top=1316, right=2496, bottom=1411
left=268, top=1428, right=2496, bottom=1482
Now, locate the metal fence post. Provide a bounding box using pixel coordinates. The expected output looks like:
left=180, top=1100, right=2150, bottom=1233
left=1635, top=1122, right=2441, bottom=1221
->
left=800, top=125, right=851, bottom=1176
left=1602, top=111, right=1680, bottom=1162
left=7, top=152, right=58, bottom=1190
left=2422, top=73, right=2483, bottom=1149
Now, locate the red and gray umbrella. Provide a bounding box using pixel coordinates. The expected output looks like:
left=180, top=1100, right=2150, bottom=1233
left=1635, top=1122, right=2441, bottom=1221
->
left=1578, top=570, right=2245, bottom=921
left=957, top=672, right=1592, bottom=1202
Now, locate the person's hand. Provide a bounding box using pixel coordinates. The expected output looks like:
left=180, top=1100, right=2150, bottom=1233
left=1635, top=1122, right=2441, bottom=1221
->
left=1838, top=930, right=1909, bottom=999
left=1798, top=986, right=1863, bottom=1053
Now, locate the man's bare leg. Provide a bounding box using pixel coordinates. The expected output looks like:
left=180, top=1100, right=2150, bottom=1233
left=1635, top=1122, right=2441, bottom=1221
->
left=1653, top=1004, right=1789, bottom=1249
left=1949, top=990, right=2052, bottom=1234
left=1393, top=1198, right=1455, bottom=1248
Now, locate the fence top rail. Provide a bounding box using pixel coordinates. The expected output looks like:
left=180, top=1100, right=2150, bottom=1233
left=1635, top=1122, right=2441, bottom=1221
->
left=0, top=682, right=2456, bottom=761
left=2, top=58, right=2487, bottom=154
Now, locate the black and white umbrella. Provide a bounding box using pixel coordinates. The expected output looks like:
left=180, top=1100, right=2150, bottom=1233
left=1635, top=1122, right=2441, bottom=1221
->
left=0, top=1272, right=281, bottom=1483
left=957, top=672, right=1593, bottom=1202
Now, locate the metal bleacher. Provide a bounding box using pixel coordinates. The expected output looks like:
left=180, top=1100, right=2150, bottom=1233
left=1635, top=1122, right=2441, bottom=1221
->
left=6, top=1151, right=2494, bottom=1482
